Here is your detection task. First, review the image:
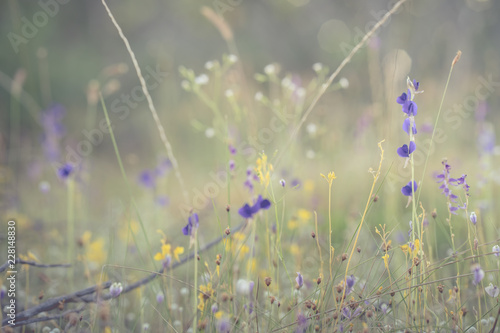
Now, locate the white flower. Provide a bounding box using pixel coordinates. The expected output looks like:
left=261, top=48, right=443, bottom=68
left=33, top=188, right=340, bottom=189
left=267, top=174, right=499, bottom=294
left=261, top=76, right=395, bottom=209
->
left=195, top=74, right=209, bottom=85
left=228, top=54, right=238, bottom=63
left=205, top=128, right=215, bottom=138
left=236, top=279, right=254, bottom=295
left=485, top=283, right=499, bottom=297
left=205, top=61, right=215, bottom=70
left=306, top=123, right=317, bottom=134
left=339, top=77, right=349, bottom=89
left=225, top=89, right=234, bottom=98
left=296, top=87, right=306, bottom=98
left=264, top=64, right=276, bottom=75
left=493, top=245, right=500, bottom=257
left=254, top=92, right=264, bottom=101
left=312, top=62, right=323, bottom=72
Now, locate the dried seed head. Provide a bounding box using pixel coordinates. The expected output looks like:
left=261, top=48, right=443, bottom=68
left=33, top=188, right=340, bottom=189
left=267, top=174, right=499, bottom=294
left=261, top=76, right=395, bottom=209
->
left=221, top=292, right=229, bottom=302
left=461, top=307, right=467, bottom=317
left=225, top=227, right=230, bottom=235
left=431, top=210, right=437, bottom=219
left=373, top=195, right=379, bottom=202
left=342, top=253, right=348, bottom=261
left=226, top=205, right=230, bottom=212
left=438, top=284, right=444, bottom=293
left=316, top=277, right=322, bottom=285
left=311, top=231, right=316, bottom=239
left=265, top=277, right=272, bottom=287
left=357, top=247, right=361, bottom=253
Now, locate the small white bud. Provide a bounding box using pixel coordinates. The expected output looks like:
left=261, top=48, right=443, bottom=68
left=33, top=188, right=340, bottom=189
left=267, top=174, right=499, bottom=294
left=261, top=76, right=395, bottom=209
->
left=312, top=63, right=323, bottom=72
left=339, top=77, right=349, bottom=89
left=195, top=74, right=209, bottom=85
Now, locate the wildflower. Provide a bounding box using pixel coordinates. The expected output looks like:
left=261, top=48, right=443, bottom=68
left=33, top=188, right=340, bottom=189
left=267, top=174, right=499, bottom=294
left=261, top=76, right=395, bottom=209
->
left=194, top=74, right=209, bottom=85
left=229, top=160, right=235, bottom=171
left=197, top=283, right=213, bottom=311
left=470, top=212, right=477, bottom=225
left=215, top=311, right=231, bottom=333
left=492, top=245, right=500, bottom=257
left=397, top=141, right=416, bottom=158
left=138, top=170, right=155, bottom=188
left=228, top=144, right=237, bottom=155
left=0, top=285, right=6, bottom=299
left=403, top=118, right=417, bottom=135
left=238, top=195, right=271, bottom=219
left=109, top=282, right=123, bottom=298
left=264, top=64, right=276, bottom=75
left=182, top=213, right=199, bottom=236
left=312, top=62, right=323, bottom=72
left=401, top=181, right=418, bottom=196
left=472, top=265, right=485, bottom=285
left=345, top=275, right=356, bottom=294
left=397, top=90, right=418, bottom=116
left=339, top=77, right=349, bottom=89
left=57, top=163, right=73, bottom=179
left=296, top=272, right=303, bottom=289
left=236, top=279, right=254, bottom=296
left=156, top=292, right=164, bottom=304
left=227, top=54, right=238, bottom=63
left=485, top=283, right=499, bottom=298
left=296, top=312, right=308, bottom=332
left=279, top=179, right=286, bottom=187
left=211, top=303, right=219, bottom=313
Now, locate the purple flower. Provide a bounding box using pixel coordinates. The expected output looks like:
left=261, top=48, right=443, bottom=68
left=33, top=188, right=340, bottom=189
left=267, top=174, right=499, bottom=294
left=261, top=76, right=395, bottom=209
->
left=397, top=141, right=416, bottom=158
left=228, top=144, right=237, bottom=155
left=156, top=292, right=165, bottom=304
left=109, top=282, right=123, bottom=298
left=412, top=79, right=420, bottom=91
left=57, top=163, right=73, bottom=179
left=155, top=158, right=172, bottom=177
left=217, top=316, right=231, bottom=333
left=211, top=303, right=218, bottom=313
left=472, top=265, right=485, bottom=285
left=182, top=213, right=199, bottom=236
left=138, top=170, right=155, bottom=188
left=470, top=212, right=477, bottom=225
left=346, top=275, right=356, bottom=294
left=229, top=160, right=235, bottom=171
left=401, top=181, right=418, bottom=196
left=396, top=90, right=418, bottom=116
left=279, top=179, right=286, bottom=187
left=403, top=118, right=417, bottom=135
left=296, top=272, right=303, bottom=289
left=296, top=312, right=308, bottom=333
left=238, top=195, right=271, bottom=219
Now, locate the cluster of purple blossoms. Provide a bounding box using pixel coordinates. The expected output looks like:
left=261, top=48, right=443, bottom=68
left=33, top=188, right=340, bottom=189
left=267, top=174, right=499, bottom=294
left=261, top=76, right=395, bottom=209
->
left=435, top=160, right=469, bottom=214
left=397, top=78, right=420, bottom=197
left=238, top=195, right=271, bottom=219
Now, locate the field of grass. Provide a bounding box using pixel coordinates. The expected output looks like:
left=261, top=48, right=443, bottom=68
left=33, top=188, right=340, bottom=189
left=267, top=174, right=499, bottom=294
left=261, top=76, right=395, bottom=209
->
left=1, top=0, right=500, bottom=332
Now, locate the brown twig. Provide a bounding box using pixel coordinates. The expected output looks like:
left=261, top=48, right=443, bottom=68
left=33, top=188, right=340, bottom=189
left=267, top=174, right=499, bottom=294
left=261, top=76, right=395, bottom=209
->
left=2, top=222, right=245, bottom=328
left=0, top=258, right=71, bottom=273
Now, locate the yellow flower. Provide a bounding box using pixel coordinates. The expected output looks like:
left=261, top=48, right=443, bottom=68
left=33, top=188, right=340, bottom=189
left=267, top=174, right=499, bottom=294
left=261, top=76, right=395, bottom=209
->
left=81, top=231, right=92, bottom=245
left=173, top=247, right=184, bottom=262
left=198, top=283, right=213, bottom=311
left=320, top=171, right=337, bottom=186
left=215, top=311, right=224, bottom=320
left=255, top=153, right=272, bottom=189
left=290, top=244, right=301, bottom=256
left=154, top=241, right=172, bottom=261
left=297, top=209, right=312, bottom=221
left=86, top=238, right=106, bottom=266
left=382, top=253, right=389, bottom=270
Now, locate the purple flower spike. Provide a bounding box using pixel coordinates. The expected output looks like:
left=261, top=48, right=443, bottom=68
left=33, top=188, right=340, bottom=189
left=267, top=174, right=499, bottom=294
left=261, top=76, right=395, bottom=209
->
left=296, top=272, right=303, bottom=289
left=472, top=265, right=485, bottom=285
left=238, top=195, right=271, bottom=219
left=401, top=181, right=418, bottom=196
left=228, top=144, right=237, bottom=155
left=403, top=118, right=417, bottom=135
left=397, top=141, right=416, bottom=158
left=182, top=213, right=199, bottom=236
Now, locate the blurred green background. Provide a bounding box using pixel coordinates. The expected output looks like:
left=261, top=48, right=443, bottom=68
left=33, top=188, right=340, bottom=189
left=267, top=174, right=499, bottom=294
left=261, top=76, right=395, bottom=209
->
left=1, top=0, right=499, bottom=256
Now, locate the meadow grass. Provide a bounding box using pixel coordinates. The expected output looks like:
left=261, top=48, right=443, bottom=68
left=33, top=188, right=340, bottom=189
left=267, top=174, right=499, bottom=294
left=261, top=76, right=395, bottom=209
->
left=2, top=1, right=500, bottom=333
